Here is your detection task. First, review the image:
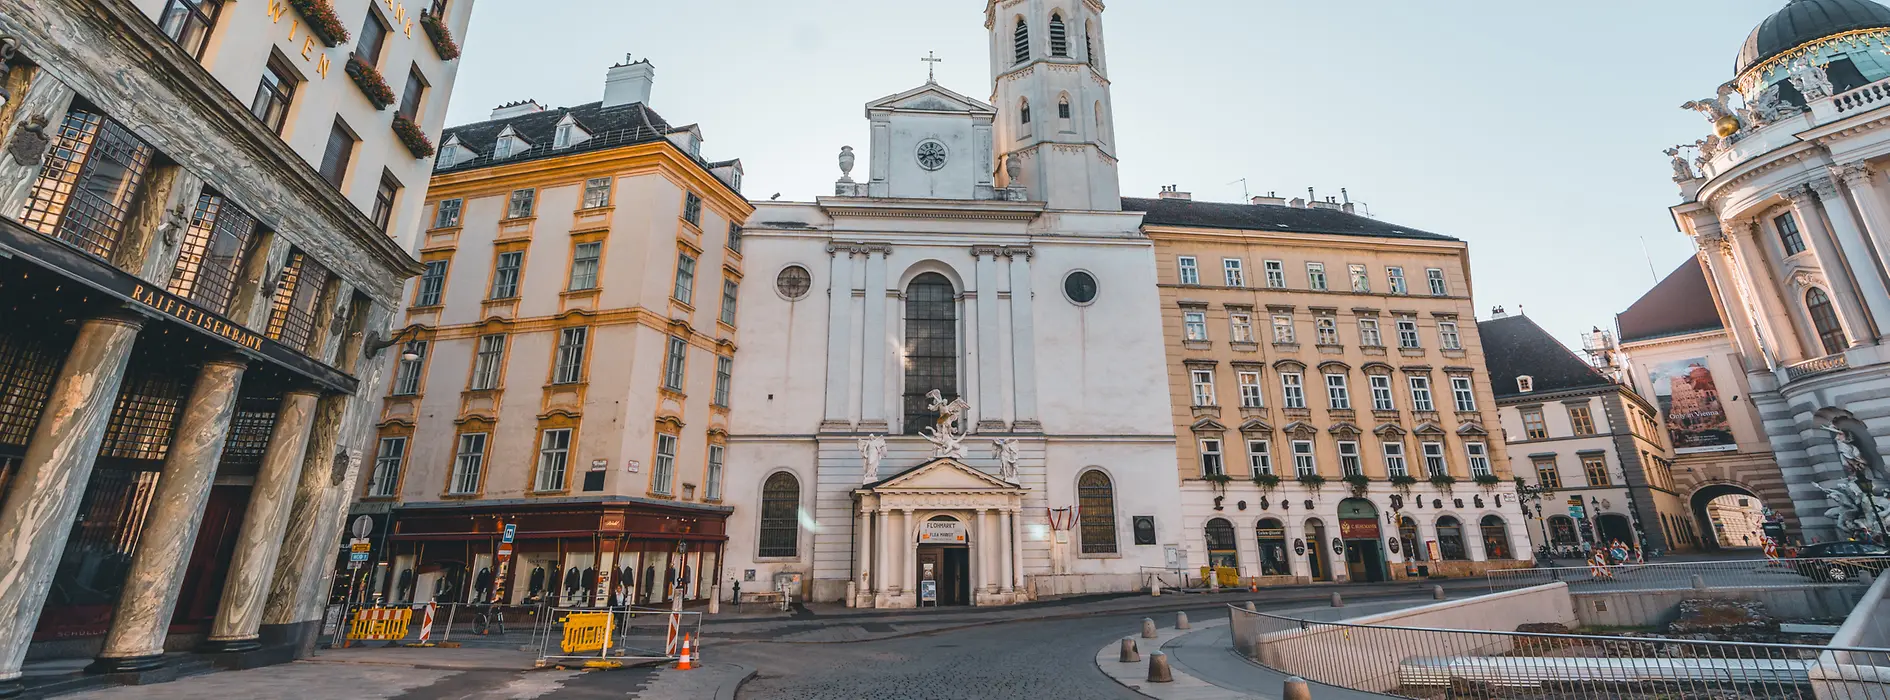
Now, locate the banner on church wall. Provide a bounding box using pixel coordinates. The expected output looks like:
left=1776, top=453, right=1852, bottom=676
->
left=1648, top=357, right=1737, bottom=454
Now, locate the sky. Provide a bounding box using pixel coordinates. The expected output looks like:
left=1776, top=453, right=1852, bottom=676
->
left=440, top=0, right=1789, bottom=352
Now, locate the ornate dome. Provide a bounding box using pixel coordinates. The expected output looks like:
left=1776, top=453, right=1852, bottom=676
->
left=1736, top=0, right=1890, bottom=78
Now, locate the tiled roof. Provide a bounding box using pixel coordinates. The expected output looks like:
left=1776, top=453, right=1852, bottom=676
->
left=1121, top=197, right=1458, bottom=241
left=437, top=101, right=673, bottom=174
left=1617, top=259, right=1725, bottom=343
left=1481, top=314, right=1616, bottom=401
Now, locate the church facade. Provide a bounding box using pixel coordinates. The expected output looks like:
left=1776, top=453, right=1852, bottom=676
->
left=722, top=0, right=1182, bottom=607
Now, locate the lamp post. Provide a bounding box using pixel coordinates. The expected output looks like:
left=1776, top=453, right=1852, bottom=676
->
left=1513, top=481, right=1552, bottom=561
left=1856, top=473, right=1890, bottom=546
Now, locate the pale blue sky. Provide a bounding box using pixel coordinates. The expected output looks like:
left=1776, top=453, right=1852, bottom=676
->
left=442, top=0, right=1788, bottom=349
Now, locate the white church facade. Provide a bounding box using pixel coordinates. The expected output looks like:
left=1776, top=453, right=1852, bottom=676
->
left=722, top=0, right=1183, bottom=607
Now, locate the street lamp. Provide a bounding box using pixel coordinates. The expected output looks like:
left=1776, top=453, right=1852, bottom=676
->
left=362, top=323, right=428, bottom=361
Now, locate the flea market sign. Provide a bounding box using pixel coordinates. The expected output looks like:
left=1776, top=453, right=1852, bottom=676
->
left=918, top=521, right=966, bottom=544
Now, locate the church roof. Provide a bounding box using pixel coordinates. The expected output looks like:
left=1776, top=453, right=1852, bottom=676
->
left=436, top=101, right=676, bottom=174
left=1121, top=197, right=1458, bottom=242
left=864, top=83, right=996, bottom=116
left=1736, top=0, right=1890, bottom=77
left=1617, top=259, right=1726, bottom=344
left=1481, top=314, right=1617, bottom=401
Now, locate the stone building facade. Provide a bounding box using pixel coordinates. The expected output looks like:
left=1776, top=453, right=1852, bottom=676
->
left=1137, top=192, right=1531, bottom=584
left=0, top=0, right=469, bottom=693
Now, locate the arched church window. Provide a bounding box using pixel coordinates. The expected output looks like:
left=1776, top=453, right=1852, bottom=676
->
left=903, top=273, right=959, bottom=434
left=1807, top=287, right=1848, bottom=355
left=1480, top=515, right=1513, bottom=560
left=1078, top=470, right=1117, bottom=554
left=1013, top=18, right=1030, bottom=65
left=1020, top=98, right=1031, bottom=125
left=759, top=472, right=800, bottom=557
left=1049, top=13, right=1069, bottom=57
left=1058, top=95, right=1071, bottom=120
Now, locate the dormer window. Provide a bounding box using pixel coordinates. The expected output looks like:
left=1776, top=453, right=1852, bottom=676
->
left=1517, top=375, right=1534, bottom=393
left=436, top=143, right=458, bottom=168
left=493, top=128, right=528, bottom=158
left=553, top=117, right=589, bottom=149
left=1049, top=13, right=1069, bottom=57
left=689, top=137, right=702, bottom=158
left=554, top=123, right=573, bottom=148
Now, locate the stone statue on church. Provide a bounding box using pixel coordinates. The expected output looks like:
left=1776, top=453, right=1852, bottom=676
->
left=1788, top=56, right=1835, bottom=101
left=838, top=146, right=856, bottom=182
left=921, top=390, right=971, bottom=459
left=1665, top=147, right=1696, bottom=182
left=991, top=438, right=1020, bottom=482
left=1821, top=478, right=1890, bottom=538
left=1822, top=424, right=1874, bottom=479
left=859, top=434, right=887, bottom=485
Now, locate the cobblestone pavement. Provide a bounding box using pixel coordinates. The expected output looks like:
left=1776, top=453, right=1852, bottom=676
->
left=58, top=659, right=663, bottom=699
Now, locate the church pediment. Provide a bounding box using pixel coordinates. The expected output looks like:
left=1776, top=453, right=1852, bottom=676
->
left=866, top=83, right=996, bottom=116
left=863, top=457, right=1019, bottom=492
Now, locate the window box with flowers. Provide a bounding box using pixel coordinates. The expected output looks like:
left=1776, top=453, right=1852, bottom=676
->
left=392, top=114, right=435, bottom=158
left=1429, top=474, right=1457, bottom=491
left=345, top=54, right=396, bottom=110
left=1297, top=473, right=1327, bottom=490
left=1252, top=473, right=1282, bottom=492
left=287, top=0, right=351, bottom=47
left=1389, top=475, right=1419, bottom=492
left=420, top=11, right=462, bottom=60
left=1343, top=474, right=1371, bottom=497
left=1475, top=474, right=1504, bottom=490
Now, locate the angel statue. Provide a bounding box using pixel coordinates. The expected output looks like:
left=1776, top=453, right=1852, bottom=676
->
left=1665, top=147, right=1697, bottom=183
left=991, top=438, right=1020, bottom=482
left=920, top=389, right=971, bottom=459
left=1681, top=94, right=1735, bottom=123
left=1788, top=56, right=1835, bottom=101
left=858, top=434, right=887, bottom=485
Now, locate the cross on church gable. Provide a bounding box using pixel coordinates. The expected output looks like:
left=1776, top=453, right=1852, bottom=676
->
left=922, top=50, right=944, bottom=83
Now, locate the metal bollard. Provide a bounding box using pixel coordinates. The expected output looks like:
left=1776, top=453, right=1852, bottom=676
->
left=1119, top=637, right=1140, bottom=663
left=1691, top=574, right=1708, bottom=590
left=1141, top=617, right=1158, bottom=639
left=1147, top=651, right=1173, bottom=683
left=1244, top=601, right=1257, bottom=612
left=1176, top=611, right=1191, bottom=630
left=1330, top=592, right=1344, bottom=607
left=1433, top=585, right=1446, bottom=600
left=1282, top=676, right=1312, bottom=700
left=442, top=603, right=457, bottom=642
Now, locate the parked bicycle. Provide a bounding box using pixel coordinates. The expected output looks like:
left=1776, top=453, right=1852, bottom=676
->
left=472, top=603, right=506, bottom=636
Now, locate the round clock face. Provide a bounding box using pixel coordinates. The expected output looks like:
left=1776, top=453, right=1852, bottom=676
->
left=916, top=139, right=949, bottom=171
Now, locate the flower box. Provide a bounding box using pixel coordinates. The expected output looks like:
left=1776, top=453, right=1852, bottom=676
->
left=1252, top=473, right=1281, bottom=491
left=1343, top=474, right=1371, bottom=497
left=288, top=0, right=350, bottom=47
left=392, top=114, right=434, bottom=158
left=1296, top=473, right=1327, bottom=490
left=420, top=12, right=461, bottom=61
left=346, top=54, right=395, bottom=110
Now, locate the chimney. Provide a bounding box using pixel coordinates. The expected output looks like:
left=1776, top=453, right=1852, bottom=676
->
left=1157, top=185, right=1192, bottom=201
left=1342, top=202, right=1356, bottom=214
left=1251, top=194, right=1287, bottom=206
left=1288, top=197, right=1307, bottom=208
left=490, top=99, right=545, bottom=121
left=1491, top=306, right=1509, bottom=319
left=603, top=56, right=656, bottom=108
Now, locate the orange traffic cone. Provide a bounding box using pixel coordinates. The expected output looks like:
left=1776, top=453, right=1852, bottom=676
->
left=676, top=634, right=693, bottom=670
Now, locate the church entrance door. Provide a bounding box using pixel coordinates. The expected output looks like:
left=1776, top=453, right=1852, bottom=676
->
left=916, top=546, right=970, bottom=606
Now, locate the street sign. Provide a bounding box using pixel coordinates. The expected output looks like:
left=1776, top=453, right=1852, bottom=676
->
left=1568, top=507, right=1586, bottom=519
left=349, top=537, right=371, bottom=553
left=351, top=515, right=373, bottom=539
left=349, top=551, right=369, bottom=563
left=502, top=523, right=516, bottom=544
left=1566, top=497, right=1583, bottom=506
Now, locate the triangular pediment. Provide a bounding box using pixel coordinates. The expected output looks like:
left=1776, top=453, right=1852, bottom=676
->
left=866, top=83, right=996, bottom=116
left=1190, top=417, right=1228, bottom=433
left=1456, top=422, right=1489, bottom=437
left=1373, top=422, right=1408, bottom=437
left=864, top=457, right=1019, bottom=492
left=1239, top=418, right=1274, bottom=434
left=1413, top=422, right=1447, bottom=436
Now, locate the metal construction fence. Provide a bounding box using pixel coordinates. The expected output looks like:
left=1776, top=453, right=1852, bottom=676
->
left=323, top=601, right=556, bottom=649
left=1228, top=603, right=1890, bottom=699
left=1485, top=556, right=1890, bottom=593
left=533, top=606, right=704, bottom=669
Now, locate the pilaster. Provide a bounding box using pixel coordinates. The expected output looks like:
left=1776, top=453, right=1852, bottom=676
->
left=858, top=245, right=890, bottom=431
left=1006, top=247, right=1040, bottom=430
left=821, top=244, right=857, bottom=430
left=1801, top=179, right=1890, bottom=343
left=973, top=247, right=1005, bottom=431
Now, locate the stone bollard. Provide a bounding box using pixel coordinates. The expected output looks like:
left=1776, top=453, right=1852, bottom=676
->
left=1141, top=617, right=1158, bottom=639
left=1244, top=601, right=1258, bottom=612
left=1147, top=651, right=1174, bottom=683
left=710, top=585, right=721, bottom=614
left=1119, top=637, right=1141, bottom=663
left=1691, top=574, right=1708, bottom=590
left=1150, top=577, right=1162, bottom=597
left=1210, top=573, right=1221, bottom=593
left=1331, top=592, right=1344, bottom=607
left=1282, top=676, right=1313, bottom=700
left=1433, top=585, right=1446, bottom=600
left=1177, top=611, right=1191, bottom=630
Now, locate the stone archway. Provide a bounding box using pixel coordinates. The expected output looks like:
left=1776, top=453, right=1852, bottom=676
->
left=1689, top=482, right=1768, bottom=551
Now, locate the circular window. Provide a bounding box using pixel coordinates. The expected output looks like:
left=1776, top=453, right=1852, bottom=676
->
left=915, top=139, right=949, bottom=171
left=1064, top=270, right=1099, bottom=304
left=776, top=265, right=812, bottom=300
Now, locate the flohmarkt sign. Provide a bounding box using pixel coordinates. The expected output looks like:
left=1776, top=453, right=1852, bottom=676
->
left=918, top=521, right=966, bottom=543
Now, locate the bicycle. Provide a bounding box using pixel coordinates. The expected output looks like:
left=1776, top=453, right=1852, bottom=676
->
left=472, top=603, right=506, bottom=636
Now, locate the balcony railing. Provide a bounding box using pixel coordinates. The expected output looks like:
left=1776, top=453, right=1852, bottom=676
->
left=1785, top=353, right=1849, bottom=382
left=1835, top=76, right=1890, bottom=115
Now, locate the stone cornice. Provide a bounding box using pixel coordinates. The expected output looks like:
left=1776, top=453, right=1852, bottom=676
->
left=815, top=197, right=1045, bottom=221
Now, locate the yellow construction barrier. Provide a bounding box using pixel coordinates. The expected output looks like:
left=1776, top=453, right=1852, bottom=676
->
left=1198, top=566, right=1240, bottom=588
left=559, top=611, right=612, bottom=654
left=347, top=607, right=414, bottom=641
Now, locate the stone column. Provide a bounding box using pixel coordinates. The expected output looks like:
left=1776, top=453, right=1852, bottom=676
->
left=973, top=248, right=1004, bottom=431
left=821, top=245, right=855, bottom=429
left=1797, top=181, right=1889, bottom=344
left=901, top=509, right=918, bottom=599
left=0, top=313, right=143, bottom=688
left=875, top=508, right=891, bottom=597
left=1006, top=249, right=1040, bottom=430
left=1834, top=162, right=1890, bottom=286
left=89, top=356, right=248, bottom=673
left=1718, top=221, right=1803, bottom=363
left=999, top=509, right=1016, bottom=593
left=260, top=394, right=347, bottom=636
left=859, top=247, right=889, bottom=431
left=976, top=509, right=993, bottom=594
left=855, top=506, right=871, bottom=592
left=204, top=390, right=320, bottom=652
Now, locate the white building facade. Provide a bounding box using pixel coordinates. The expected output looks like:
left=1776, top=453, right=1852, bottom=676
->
left=722, top=0, right=1182, bottom=607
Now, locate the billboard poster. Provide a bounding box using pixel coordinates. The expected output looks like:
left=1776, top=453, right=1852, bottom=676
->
left=1648, top=357, right=1737, bottom=454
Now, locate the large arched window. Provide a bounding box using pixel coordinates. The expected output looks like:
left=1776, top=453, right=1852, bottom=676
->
left=1048, top=12, right=1069, bottom=57
left=1256, top=518, right=1287, bottom=575
left=1807, top=287, right=1848, bottom=355
left=758, top=472, right=800, bottom=557
left=1078, top=470, right=1118, bottom=554
left=1013, top=18, right=1031, bottom=65
left=1399, top=516, right=1421, bottom=561
left=903, top=272, right=959, bottom=433
left=1480, top=515, right=1513, bottom=560
left=1205, top=517, right=1238, bottom=570
left=1435, top=516, right=1467, bottom=561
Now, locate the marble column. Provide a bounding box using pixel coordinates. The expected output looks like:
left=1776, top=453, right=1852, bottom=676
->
left=0, top=69, right=76, bottom=217
left=90, top=356, right=248, bottom=673
left=821, top=245, right=855, bottom=429
left=261, top=394, right=347, bottom=632
left=204, top=390, right=320, bottom=652
left=859, top=248, right=889, bottom=431
left=973, top=248, right=1004, bottom=431
left=999, top=509, right=1016, bottom=593
left=0, top=313, right=143, bottom=688
left=1721, top=221, right=1804, bottom=363
left=1799, top=181, right=1890, bottom=344
left=901, top=509, right=918, bottom=597
left=1005, top=250, right=1040, bottom=430
left=976, top=509, right=994, bottom=594
left=875, top=508, right=891, bottom=597
left=855, top=507, right=871, bottom=592
left=1835, top=162, right=1890, bottom=286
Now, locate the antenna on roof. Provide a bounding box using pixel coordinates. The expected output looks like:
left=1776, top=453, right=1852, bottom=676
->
left=1638, top=236, right=1659, bottom=285
left=1228, top=178, right=1249, bottom=201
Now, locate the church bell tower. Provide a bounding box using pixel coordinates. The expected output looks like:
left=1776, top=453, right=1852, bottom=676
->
left=987, top=0, right=1121, bottom=212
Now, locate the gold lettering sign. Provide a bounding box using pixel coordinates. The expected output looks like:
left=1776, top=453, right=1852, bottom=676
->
left=129, top=284, right=266, bottom=352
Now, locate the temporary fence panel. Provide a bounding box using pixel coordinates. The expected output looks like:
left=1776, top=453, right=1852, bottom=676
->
left=1487, top=556, right=1890, bottom=593
left=535, top=606, right=703, bottom=668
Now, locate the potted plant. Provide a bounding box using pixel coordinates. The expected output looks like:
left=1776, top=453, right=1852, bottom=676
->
left=1475, top=474, right=1504, bottom=490
left=1342, top=474, right=1371, bottom=498
left=287, top=0, right=350, bottom=47
left=345, top=53, right=396, bottom=110
left=1428, top=473, right=1457, bottom=492
left=1297, top=473, right=1327, bottom=491
left=392, top=114, right=435, bottom=158
left=1389, top=475, right=1419, bottom=493
left=420, top=11, right=462, bottom=60
left=1252, top=472, right=1281, bottom=492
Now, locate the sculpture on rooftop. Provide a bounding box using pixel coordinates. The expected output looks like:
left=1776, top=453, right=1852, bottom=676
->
left=1787, top=57, right=1835, bottom=101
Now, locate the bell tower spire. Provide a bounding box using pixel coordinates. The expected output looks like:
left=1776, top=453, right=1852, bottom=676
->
left=987, top=0, right=1121, bottom=211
